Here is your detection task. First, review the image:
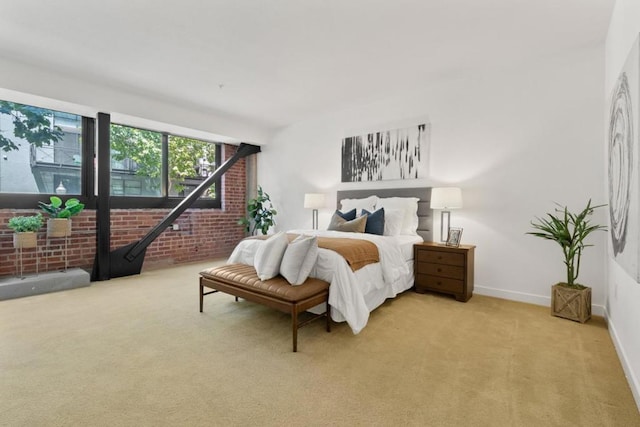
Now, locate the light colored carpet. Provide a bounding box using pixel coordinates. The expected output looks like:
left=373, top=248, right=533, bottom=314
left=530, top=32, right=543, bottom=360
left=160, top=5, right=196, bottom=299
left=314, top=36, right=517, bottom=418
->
left=1, top=260, right=638, bottom=427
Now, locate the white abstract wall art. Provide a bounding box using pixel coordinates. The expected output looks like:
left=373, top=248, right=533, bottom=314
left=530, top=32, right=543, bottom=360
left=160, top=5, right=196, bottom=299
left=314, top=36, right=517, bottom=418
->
left=609, top=34, right=640, bottom=282
left=341, top=122, right=430, bottom=182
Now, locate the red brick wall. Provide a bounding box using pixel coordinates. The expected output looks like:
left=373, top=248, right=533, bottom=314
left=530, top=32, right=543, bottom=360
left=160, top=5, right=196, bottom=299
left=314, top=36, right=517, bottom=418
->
left=0, top=144, right=246, bottom=278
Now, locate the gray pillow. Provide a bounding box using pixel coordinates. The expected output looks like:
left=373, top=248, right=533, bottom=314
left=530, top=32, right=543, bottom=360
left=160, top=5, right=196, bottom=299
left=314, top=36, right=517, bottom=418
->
left=327, top=213, right=367, bottom=233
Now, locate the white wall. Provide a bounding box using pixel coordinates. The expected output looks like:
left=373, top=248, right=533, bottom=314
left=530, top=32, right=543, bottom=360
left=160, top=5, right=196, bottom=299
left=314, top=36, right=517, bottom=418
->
left=259, top=45, right=606, bottom=312
left=0, top=58, right=271, bottom=144
left=605, top=0, right=640, bottom=410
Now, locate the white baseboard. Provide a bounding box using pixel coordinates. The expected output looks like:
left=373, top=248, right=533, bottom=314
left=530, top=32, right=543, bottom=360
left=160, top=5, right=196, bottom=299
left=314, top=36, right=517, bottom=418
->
left=604, top=308, right=640, bottom=413
left=474, top=285, right=605, bottom=316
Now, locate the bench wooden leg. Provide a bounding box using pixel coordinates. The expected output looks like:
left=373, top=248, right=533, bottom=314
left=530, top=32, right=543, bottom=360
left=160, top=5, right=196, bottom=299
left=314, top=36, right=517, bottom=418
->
left=326, top=302, right=331, bottom=332
left=292, top=309, right=298, bottom=352
left=199, top=282, right=220, bottom=313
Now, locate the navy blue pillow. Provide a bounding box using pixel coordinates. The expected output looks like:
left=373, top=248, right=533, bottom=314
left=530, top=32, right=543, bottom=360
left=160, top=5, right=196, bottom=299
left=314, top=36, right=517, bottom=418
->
left=361, top=208, right=385, bottom=235
left=335, top=208, right=357, bottom=221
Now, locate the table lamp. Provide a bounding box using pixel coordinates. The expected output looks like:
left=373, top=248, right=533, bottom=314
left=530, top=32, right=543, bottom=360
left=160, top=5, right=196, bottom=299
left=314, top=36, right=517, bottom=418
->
left=304, top=193, right=325, bottom=230
left=430, top=187, right=463, bottom=242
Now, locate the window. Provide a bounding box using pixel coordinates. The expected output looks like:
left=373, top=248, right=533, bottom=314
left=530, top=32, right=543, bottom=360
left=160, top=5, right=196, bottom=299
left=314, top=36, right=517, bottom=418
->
left=168, top=135, right=218, bottom=199
left=109, top=123, right=221, bottom=208
left=109, top=124, right=162, bottom=197
left=0, top=100, right=84, bottom=195
left=0, top=103, right=220, bottom=210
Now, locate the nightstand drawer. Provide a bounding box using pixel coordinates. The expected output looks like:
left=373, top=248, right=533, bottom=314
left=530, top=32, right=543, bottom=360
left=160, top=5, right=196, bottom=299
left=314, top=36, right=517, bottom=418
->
left=416, top=250, right=464, bottom=266
left=416, top=262, right=464, bottom=280
left=416, top=274, right=464, bottom=294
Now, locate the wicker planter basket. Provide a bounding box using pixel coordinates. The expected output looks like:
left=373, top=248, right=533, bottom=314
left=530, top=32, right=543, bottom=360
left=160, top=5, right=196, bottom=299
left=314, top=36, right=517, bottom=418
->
left=47, top=218, right=72, bottom=237
left=13, top=232, right=37, bottom=249
left=551, top=283, right=591, bottom=323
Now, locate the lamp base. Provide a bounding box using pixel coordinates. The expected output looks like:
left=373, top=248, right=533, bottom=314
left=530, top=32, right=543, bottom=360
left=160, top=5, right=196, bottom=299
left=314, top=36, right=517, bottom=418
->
left=440, top=210, right=451, bottom=242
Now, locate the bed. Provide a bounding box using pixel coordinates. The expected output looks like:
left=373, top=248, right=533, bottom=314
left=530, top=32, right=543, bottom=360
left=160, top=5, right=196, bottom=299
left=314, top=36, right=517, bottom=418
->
left=227, top=187, right=433, bottom=334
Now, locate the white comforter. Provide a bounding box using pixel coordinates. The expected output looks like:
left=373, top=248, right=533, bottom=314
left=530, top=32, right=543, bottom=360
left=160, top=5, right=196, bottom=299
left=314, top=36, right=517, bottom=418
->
left=227, top=230, right=418, bottom=334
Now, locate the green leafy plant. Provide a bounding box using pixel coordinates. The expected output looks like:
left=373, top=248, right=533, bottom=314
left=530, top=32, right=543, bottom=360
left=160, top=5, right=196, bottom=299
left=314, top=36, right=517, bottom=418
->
left=0, top=101, right=64, bottom=152
left=527, top=200, right=607, bottom=288
left=7, top=214, right=43, bottom=232
left=238, top=186, right=277, bottom=235
left=38, top=196, right=85, bottom=218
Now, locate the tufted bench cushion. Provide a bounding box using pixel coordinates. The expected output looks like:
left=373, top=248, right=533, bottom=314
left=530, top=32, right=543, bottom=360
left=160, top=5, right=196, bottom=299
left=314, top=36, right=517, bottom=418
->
left=200, top=264, right=329, bottom=302
left=199, top=263, right=330, bottom=352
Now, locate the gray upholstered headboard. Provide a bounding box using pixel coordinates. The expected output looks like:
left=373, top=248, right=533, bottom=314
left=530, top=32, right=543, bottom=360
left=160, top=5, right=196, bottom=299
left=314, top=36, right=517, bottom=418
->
left=336, top=187, right=433, bottom=242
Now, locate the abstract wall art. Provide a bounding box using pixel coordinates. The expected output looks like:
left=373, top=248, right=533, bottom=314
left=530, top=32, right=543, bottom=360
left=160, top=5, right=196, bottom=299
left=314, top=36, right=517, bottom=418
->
left=609, top=34, right=640, bottom=282
left=341, top=122, right=430, bottom=182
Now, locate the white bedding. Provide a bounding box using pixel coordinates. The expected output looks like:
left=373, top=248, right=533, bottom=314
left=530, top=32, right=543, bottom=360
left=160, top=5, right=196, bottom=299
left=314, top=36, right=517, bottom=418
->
left=394, top=234, right=424, bottom=262
left=227, top=230, right=423, bottom=334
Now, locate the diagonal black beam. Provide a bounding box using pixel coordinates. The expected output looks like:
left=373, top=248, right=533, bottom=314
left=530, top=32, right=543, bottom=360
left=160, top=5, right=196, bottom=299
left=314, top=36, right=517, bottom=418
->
left=122, top=142, right=260, bottom=263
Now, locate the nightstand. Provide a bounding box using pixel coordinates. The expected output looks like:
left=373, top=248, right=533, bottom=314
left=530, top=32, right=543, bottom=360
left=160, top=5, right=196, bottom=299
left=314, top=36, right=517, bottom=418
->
left=414, top=242, right=475, bottom=302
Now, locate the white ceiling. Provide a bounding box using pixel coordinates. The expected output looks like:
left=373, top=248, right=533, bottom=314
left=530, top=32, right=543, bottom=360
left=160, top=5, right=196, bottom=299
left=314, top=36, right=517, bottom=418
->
left=0, top=0, right=614, bottom=132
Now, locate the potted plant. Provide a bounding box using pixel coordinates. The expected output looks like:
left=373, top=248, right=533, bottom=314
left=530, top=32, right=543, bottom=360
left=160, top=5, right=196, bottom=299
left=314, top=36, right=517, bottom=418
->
left=527, top=200, right=607, bottom=323
left=38, top=196, right=85, bottom=237
left=7, top=213, right=43, bottom=249
left=238, top=186, right=277, bottom=235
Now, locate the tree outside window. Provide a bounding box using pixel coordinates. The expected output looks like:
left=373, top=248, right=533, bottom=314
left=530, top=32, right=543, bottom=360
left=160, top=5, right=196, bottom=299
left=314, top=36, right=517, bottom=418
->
left=168, top=135, right=217, bottom=198
left=0, top=100, right=82, bottom=195
left=109, top=124, right=162, bottom=196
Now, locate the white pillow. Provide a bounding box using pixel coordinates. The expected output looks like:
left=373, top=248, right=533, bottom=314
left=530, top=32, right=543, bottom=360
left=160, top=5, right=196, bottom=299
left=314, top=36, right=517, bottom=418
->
left=340, top=196, right=378, bottom=214
left=383, top=209, right=404, bottom=236
left=227, top=239, right=262, bottom=265
left=376, top=197, right=419, bottom=235
left=254, top=232, right=288, bottom=281
left=280, top=235, right=319, bottom=285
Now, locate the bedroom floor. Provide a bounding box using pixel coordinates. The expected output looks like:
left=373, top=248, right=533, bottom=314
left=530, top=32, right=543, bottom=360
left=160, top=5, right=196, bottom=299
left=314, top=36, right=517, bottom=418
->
left=1, top=260, right=638, bottom=426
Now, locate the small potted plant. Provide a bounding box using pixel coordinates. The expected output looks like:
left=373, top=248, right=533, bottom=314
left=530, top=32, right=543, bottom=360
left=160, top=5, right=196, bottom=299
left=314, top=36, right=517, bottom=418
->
left=527, top=199, right=607, bottom=323
left=7, top=213, right=43, bottom=248
left=238, top=186, right=277, bottom=235
left=38, top=196, right=85, bottom=237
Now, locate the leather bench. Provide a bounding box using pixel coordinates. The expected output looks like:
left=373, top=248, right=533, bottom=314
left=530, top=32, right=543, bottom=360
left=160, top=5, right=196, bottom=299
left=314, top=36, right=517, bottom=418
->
left=199, top=263, right=330, bottom=352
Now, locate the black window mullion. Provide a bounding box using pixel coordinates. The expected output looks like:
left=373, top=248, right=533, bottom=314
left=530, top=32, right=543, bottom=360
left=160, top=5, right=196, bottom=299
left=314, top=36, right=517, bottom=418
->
left=214, top=143, right=222, bottom=202
left=162, top=133, right=169, bottom=199
left=82, top=117, right=96, bottom=206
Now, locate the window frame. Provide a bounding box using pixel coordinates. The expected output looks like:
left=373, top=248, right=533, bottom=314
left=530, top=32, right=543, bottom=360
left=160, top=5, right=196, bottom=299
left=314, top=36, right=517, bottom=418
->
left=107, top=123, right=222, bottom=209
left=0, top=106, right=223, bottom=210
left=0, top=116, right=96, bottom=209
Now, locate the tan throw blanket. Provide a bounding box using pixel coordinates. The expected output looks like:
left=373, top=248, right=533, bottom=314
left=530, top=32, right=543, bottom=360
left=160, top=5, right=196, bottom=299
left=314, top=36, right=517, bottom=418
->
left=248, top=234, right=379, bottom=271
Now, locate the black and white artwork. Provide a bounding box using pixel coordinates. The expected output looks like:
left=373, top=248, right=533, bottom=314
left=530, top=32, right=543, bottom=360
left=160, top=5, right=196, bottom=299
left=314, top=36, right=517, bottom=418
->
left=341, top=122, right=430, bottom=182
left=609, top=34, right=640, bottom=282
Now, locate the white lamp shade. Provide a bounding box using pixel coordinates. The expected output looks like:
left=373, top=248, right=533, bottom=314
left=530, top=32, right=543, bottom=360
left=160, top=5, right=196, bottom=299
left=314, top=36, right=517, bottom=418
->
left=430, top=187, right=463, bottom=209
left=304, top=193, right=325, bottom=209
